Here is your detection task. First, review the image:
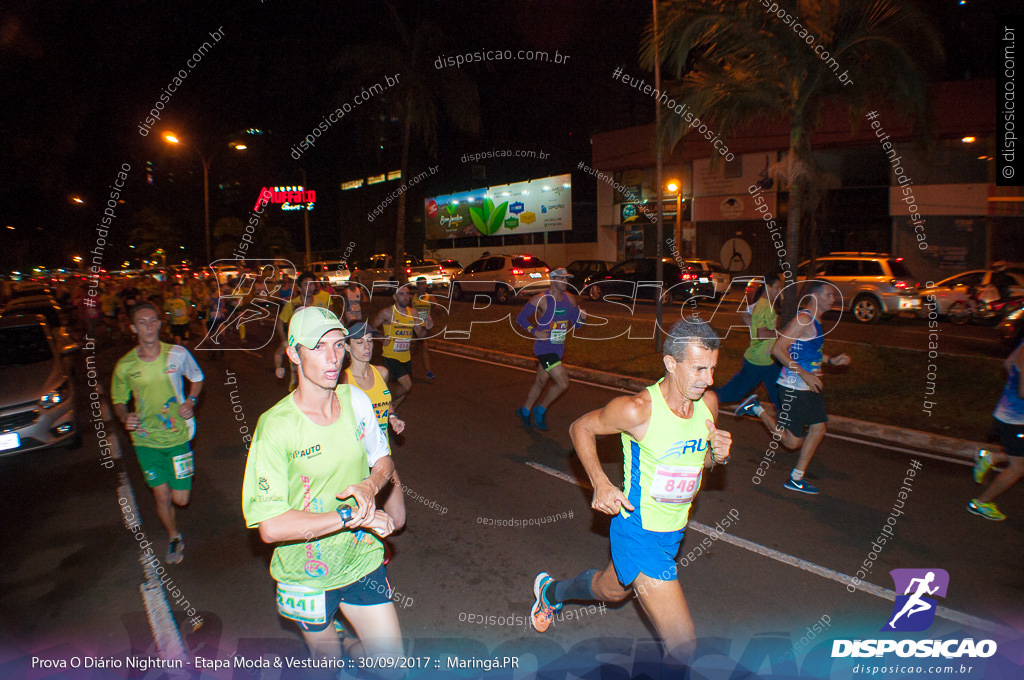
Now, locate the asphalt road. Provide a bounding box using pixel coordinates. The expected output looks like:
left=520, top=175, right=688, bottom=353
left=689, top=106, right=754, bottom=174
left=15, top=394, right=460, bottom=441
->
left=448, top=293, right=1007, bottom=358
left=2, top=332, right=1022, bottom=679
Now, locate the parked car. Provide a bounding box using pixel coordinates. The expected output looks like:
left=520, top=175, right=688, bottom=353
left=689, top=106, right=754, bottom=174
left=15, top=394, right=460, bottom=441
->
left=410, top=259, right=450, bottom=289
left=309, top=260, right=352, bottom=287
left=2, top=298, right=73, bottom=347
left=213, top=265, right=242, bottom=285
left=565, top=260, right=615, bottom=293
left=0, top=314, right=80, bottom=455
left=796, top=252, right=920, bottom=323
left=999, top=302, right=1024, bottom=346
left=9, top=282, right=54, bottom=301
left=434, top=259, right=463, bottom=287
left=451, top=254, right=551, bottom=303
left=918, top=269, right=1024, bottom=317
left=585, top=257, right=716, bottom=304
left=353, top=253, right=435, bottom=289
left=683, top=259, right=731, bottom=298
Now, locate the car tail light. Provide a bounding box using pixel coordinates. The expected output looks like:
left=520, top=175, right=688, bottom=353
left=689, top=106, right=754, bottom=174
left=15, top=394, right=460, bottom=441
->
left=405, top=267, right=412, bottom=274
left=891, top=279, right=908, bottom=290
left=510, top=268, right=524, bottom=275
left=544, top=267, right=550, bottom=273
left=523, top=255, right=532, bottom=261
left=438, top=265, right=444, bottom=272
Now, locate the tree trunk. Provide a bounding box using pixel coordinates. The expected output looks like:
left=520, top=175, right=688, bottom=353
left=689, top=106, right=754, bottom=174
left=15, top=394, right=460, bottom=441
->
left=394, top=95, right=413, bottom=286
left=783, top=124, right=806, bottom=324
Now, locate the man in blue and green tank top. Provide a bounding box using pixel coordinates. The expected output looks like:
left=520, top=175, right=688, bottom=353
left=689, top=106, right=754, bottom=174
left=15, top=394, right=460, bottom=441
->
left=528, top=318, right=732, bottom=669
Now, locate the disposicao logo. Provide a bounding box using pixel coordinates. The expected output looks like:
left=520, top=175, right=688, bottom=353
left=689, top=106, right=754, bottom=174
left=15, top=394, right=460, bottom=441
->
left=884, top=568, right=949, bottom=632
left=832, top=568, right=997, bottom=659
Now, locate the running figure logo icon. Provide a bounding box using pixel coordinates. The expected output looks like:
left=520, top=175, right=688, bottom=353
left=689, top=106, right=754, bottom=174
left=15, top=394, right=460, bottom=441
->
left=882, top=568, right=950, bottom=632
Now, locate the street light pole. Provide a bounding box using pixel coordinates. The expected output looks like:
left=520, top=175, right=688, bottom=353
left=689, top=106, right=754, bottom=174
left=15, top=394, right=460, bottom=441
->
left=200, top=152, right=211, bottom=266
left=299, top=167, right=311, bottom=268
left=164, top=133, right=243, bottom=267
left=652, top=0, right=664, bottom=350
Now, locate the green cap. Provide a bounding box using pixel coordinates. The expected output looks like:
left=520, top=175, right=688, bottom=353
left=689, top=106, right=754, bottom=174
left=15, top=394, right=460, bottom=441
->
left=288, top=306, right=346, bottom=348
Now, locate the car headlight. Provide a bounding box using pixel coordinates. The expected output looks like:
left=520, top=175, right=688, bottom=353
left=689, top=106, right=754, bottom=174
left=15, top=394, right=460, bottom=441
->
left=1007, top=306, right=1024, bottom=322
left=40, top=380, right=70, bottom=409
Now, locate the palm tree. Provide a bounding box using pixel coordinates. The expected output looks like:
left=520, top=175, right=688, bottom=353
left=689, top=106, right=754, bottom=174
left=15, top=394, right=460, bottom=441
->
left=641, top=0, right=942, bottom=314
left=332, top=2, right=480, bottom=283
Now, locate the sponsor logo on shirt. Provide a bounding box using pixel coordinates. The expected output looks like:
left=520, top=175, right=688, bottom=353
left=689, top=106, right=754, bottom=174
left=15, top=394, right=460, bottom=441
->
left=657, top=438, right=708, bottom=461
left=291, top=444, right=323, bottom=460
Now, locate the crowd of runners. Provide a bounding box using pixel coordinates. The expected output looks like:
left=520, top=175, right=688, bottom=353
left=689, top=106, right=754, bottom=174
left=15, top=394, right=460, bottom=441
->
left=89, top=264, right=1023, bottom=670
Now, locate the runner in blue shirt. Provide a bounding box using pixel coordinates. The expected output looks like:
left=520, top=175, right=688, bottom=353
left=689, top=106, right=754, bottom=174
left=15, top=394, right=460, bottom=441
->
left=514, top=268, right=586, bottom=431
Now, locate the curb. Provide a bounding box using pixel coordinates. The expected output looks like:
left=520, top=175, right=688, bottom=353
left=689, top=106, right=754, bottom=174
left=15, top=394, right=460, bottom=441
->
left=432, top=339, right=987, bottom=462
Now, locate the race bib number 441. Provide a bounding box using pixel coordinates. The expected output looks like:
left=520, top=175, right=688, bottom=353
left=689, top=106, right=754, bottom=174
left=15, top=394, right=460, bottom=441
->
left=650, top=466, right=701, bottom=504
left=276, top=582, right=328, bottom=625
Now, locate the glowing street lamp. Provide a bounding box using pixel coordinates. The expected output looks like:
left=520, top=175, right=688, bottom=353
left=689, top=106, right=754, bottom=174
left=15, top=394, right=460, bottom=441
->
left=666, top=179, right=683, bottom=253
left=163, top=131, right=246, bottom=265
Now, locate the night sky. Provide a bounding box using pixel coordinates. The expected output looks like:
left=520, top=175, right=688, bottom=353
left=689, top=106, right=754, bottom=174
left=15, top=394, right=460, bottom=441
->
left=0, top=0, right=1017, bottom=272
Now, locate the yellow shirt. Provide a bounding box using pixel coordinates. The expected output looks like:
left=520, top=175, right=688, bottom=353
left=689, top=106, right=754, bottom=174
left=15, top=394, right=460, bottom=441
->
left=344, top=365, right=391, bottom=436
left=382, top=305, right=420, bottom=363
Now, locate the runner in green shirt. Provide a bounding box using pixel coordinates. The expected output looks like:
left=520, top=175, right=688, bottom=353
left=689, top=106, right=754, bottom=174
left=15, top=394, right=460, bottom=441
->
left=112, top=303, right=204, bottom=565
left=243, top=306, right=402, bottom=662
left=715, top=272, right=784, bottom=412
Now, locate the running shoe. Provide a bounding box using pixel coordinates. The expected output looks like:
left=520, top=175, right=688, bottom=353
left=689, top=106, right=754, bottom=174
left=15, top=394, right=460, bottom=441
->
left=973, top=449, right=992, bottom=484
left=532, top=406, right=548, bottom=431
left=783, top=476, right=819, bottom=495
left=516, top=407, right=532, bottom=428
left=427, top=371, right=435, bottom=380
left=167, top=535, right=185, bottom=564
left=735, top=394, right=762, bottom=418
left=530, top=572, right=562, bottom=633
left=275, top=367, right=285, bottom=379
left=967, top=499, right=1006, bottom=521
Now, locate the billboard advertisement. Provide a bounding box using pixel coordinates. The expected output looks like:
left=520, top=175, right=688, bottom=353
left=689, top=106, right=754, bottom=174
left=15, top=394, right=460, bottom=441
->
left=425, top=173, right=571, bottom=240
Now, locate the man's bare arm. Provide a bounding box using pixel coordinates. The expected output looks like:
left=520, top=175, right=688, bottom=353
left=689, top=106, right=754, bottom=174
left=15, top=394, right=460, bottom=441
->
left=569, top=394, right=650, bottom=515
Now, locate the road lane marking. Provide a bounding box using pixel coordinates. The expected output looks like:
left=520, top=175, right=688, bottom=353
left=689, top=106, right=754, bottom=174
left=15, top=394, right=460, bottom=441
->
left=101, top=397, right=188, bottom=660
left=525, top=461, right=1010, bottom=635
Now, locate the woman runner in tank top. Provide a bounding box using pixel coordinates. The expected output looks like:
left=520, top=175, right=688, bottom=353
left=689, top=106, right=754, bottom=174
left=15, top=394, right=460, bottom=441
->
left=343, top=322, right=407, bottom=530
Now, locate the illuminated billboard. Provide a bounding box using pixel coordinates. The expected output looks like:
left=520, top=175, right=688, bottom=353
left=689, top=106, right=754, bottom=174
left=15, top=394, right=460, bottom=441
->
left=425, top=173, right=571, bottom=240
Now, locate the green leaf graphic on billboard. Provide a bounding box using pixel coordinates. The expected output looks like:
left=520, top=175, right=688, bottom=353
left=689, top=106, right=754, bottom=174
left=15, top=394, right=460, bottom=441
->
left=469, top=198, right=509, bottom=236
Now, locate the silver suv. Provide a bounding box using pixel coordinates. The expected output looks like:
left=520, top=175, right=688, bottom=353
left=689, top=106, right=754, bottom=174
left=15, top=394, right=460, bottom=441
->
left=797, top=252, right=920, bottom=323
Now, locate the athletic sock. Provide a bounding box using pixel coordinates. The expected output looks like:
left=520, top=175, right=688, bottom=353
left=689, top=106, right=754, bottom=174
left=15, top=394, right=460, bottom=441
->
left=752, top=403, right=764, bottom=417
left=550, top=569, right=598, bottom=605
left=534, top=405, right=547, bottom=415
left=791, top=468, right=804, bottom=481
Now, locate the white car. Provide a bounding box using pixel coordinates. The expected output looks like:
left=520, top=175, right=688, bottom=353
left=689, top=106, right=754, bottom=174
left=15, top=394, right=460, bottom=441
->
left=918, top=269, right=1024, bottom=316
left=310, top=260, right=352, bottom=287
left=451, top=254, right=551, bottom=304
